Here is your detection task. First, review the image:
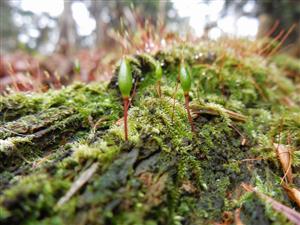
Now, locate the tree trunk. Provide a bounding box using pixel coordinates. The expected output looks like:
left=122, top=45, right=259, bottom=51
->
left=158, top=1, right=166, bottom=25
left=256, top=13, right=274, bottom=38
left=89, top=0, right=105, bottom=48
left=56, top=1, right=76, bottom=56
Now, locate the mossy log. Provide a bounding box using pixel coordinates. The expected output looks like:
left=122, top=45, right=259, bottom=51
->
left=0, top=40, right=300, bottom=225
left=0, top=106, right=82, bottom=173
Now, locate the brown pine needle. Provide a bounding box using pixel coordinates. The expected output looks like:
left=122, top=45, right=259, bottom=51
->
left=6, top=62, right=19, bottom=92
left=57, top=162, right=98, bottom=207
left=274, top=143, right=293, bottom=184
left=258, top=29, right=285, bottom=55
left=268, top=23, right=297, bottom=57
left=264, top=20, right=280, bottom=38
left=234, top=208, right=244, bottom=225
left=242, top=183, right=300, bottom=225
left=282, top=184, right=300, bottom=208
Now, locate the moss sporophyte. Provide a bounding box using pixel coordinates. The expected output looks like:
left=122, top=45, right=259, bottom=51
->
left=180, top=62, right=195, bottom=132
left=118, top=57, right=133, bottom=141
left=155, top=61, right=163, bottom=97
left=74, top=59, right=81, bottom=74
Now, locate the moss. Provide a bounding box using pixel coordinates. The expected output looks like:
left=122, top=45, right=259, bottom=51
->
left=0, top=93, right=44, bottom=122
left=1, top=83, right=121, bottom=125
left=272, top=54, right=300, bottom=74
left=0, top=174, right=70, bottom=224
left=0, top=39, right=300, bottom=225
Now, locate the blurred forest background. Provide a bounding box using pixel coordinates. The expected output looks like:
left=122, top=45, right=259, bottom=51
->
left=0, top=0, right=300, bottom=92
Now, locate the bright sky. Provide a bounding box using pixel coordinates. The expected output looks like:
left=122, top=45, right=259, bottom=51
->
left=20, top=0, right=64, bottom=17
left=71, top=2, right=96, bottom=36
left=172, top=0, right=258, bottom=38
left=20, top=0, right=95, bottom=36
left=18, top=0, right=259, bottom=40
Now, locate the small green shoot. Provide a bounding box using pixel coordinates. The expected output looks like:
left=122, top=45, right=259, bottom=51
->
left=74, top=59, right=81, bottom=74
left=180, top=62, right=195, bottom=132
left=118, top=57, right=133, bottom=141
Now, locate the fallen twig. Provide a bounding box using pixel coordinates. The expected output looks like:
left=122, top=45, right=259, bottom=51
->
left=190, top=104, right=247, bottom=122
left=274, top=143, right=293, bottom=184
left=242, top=183, right=300, bottom=225
left=282, top=183, right=300, bottom=208
left=57, top=162, right=99, bottom=207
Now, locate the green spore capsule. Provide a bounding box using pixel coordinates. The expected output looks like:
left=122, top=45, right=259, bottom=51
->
left=155, top=62, right=162, bottom=81
left=179, top=63, right=192, bottom=94
left=118, top=57, right=133, bottom=141
left=74, top=59, right=81, bottom=74
left=180, top=62, right=195, bottom=132
left=118, top=58, right=133, bottom=98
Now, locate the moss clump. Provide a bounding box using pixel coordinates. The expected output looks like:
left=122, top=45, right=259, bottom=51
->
left=0, top=39, right=300, bottom=225
left=271, top=54, right=300, bottom=84
left=272, top=54, right=300, bottom=74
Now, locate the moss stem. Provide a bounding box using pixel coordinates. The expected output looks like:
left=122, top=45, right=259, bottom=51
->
left=123, top=97, right=129, bottom=141
left=157, top=80, right=162, bottom=97
left=171, top=75, right=180, bottom=122
left=184, top=93, right=195, bottom=132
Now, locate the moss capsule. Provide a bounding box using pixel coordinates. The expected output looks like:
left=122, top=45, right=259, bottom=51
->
left=155, top=62, right=162, bottom=81
left=118, top=58, right=133, bottom=141
left=180, top=62, right=195, bottom=132
left=179, top=63, right=192, bottom=94
left=118, top=58, right=133, bottom=98
left=74, top=59, right=81, bottom=74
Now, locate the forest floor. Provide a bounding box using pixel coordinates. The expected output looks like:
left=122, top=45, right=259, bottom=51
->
left=0, top=38, right=300, bottom=225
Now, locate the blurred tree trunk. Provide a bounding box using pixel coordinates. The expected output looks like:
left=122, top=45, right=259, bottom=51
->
left=256, top=13, right=273, bottom=38
left=0, top=1, right=18, bottom=53
left=90, top=1, right=106, bottom=48
left=56, top=1, right=76, bottom=56
left=158, top=1, right=166, bottom=25
left=297, top=22, right=300, bottom=57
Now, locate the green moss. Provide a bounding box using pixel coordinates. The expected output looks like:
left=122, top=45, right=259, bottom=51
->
left=0, top=39, right=300, bottom=225
left=0, top=174, right=70, bottom=224
left=272, top=54, right=300, bottom=74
